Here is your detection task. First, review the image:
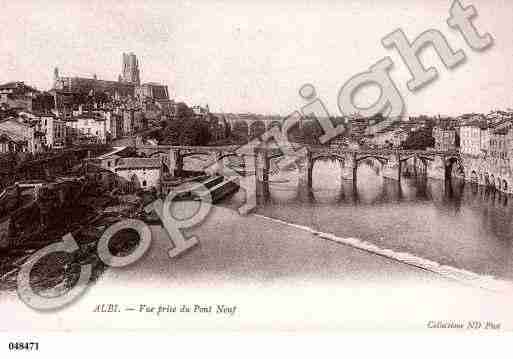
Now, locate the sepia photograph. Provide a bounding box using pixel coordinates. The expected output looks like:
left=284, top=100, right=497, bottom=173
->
left=1, top=0, right=513, bottom=353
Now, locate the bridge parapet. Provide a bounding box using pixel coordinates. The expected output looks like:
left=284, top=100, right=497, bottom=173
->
left=138, top=144, right=459, bottom=158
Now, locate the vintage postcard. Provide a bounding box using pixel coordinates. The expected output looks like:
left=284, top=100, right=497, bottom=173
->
left=1, top=0, right=513, bottom=351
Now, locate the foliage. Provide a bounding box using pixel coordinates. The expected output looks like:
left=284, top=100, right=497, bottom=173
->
left=286, top=116, right=349, bottom=145
left=133, top=111, right=147, bottom=132
left=180, top=118, right=211, bottom=145
left=402, top=125, right=435, bottom=150
left=33, top=93, right=55, bottom=112
left=223, top=118, right=231, bottom=138
left=159, top=103, right=211, bottom=146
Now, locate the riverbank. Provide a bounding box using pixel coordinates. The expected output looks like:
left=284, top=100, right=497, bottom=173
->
left=1, top=202, right=512, bottom=331
left=229, top=159, right=513, bottom=283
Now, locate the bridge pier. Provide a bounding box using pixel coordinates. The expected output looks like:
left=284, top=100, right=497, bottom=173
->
left=396, top=153, right=402, bottom=182
left=340, top=159, right=345, bottom=183
left=413, top=157, right=418, bottom=177
left=306, top=149, right=313, bottom=190
left=444, top=164, right=451, bottom=180
left=352, top=163, right=357, bottom=184
left=261, top=152, right=270, bottom=199
left=252, top=149, right=270, bottom=203
left=169, top=149, right=184, bottom=178
left=421, top=159, right=428, bottom=176
left=348, top=152, right=357, bottom=184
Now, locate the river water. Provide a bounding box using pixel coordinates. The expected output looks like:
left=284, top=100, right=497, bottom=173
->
left=221, top=159, right=513, bottom=282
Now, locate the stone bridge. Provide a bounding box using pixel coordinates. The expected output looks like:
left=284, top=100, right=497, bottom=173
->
left=220, top=114, right=288, bottom=138
left=136, top=144, right=462, bottom=197
left=303, top=147, right=462, bottom=189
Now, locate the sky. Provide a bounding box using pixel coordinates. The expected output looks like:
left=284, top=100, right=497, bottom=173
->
left=1, top=0, right=512, bottom=116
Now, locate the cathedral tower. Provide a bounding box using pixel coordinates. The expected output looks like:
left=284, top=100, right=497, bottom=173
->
left=120, top=52, right=141, bottom=85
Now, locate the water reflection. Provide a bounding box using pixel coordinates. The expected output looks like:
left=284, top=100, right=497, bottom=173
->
left=250, top=160, right=513, bottom=281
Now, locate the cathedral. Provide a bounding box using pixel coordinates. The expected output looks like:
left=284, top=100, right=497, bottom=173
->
left=52, top=52, right=141, bottom=98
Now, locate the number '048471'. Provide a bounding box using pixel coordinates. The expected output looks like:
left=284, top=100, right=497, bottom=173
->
left=8, top=342, right=39, bottom=351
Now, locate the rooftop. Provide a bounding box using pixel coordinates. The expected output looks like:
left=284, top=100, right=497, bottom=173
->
left=0, top=82, right=38, bottom=93
left=0, top=117, right=31, bottom=128
left=0, top=134, right=15, bottom=143
left=140, top=82, right=166, bottom=87
left=0, top=128, right=29, bottom=143
left=461, top=119, right=488, bottom=129
left=96, top=146, right=129, bottom=160
left=18, top=110, right=57, bottom=118
left=115, top=157, right=161, bottom=169
left=493, top=128, right=508, bottom=135
left=489, top=118, right=512, bottom=130
left=74, top=113, right=106, bottom=121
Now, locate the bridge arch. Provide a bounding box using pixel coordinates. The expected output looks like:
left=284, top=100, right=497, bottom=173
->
left=471, top=170, right=477, bottom=183
left=217, top=152, right=258, bottom=170
left=217, top=152, right=253, bottom=162
left=490, top=174, right=496, bottom=188
left=355, top=155, right=389, bottom=165
left=181, top=151, right=213, bottom=159
left=410, top=155, right=430, bottom=174
left=311, top=154, right=346, bottom=166
left=177, top=152, right=216, bottom=173
left=352, top=155, right=389, bottom=179
left=444, top=156, right=464, bottom=180
left=268, top=120, right=283, bottom=132
left=148, top=151, right=168, bottom=158
left=308, top=154, right=346, bottom=195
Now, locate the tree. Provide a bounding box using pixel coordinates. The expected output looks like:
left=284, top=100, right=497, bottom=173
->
left=159, top=103, right=211, bottom=146
left=33, top=92, right=55, bottom=112
left=174, top=102, right=193, bottom=120
left=223, top=117, right=231, bottom=138
left=161, top=120, right=181, bottom=144
left=179, top=118, right=211, bottom=145
left=402, top=125, right=435, bottom=150
left=133, top=111, right=147, bottom=132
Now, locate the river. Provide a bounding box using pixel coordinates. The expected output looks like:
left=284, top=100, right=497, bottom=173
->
left=220, top=159, right=513, bottom=282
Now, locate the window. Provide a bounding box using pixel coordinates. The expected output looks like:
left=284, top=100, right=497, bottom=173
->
left=142, top=180, right=147, bottom=187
